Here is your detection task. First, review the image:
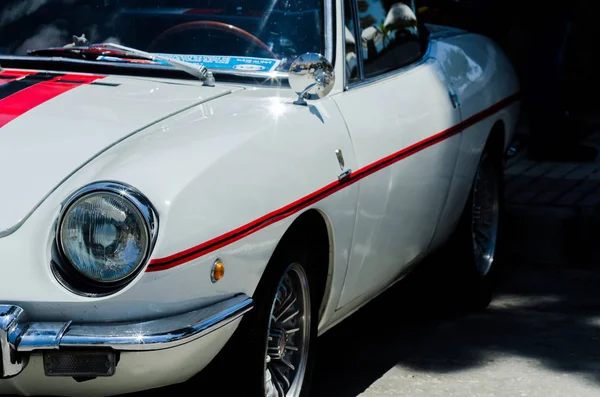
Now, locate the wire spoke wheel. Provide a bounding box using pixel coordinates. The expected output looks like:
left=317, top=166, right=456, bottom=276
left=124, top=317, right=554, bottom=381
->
left=471, top=153, right=500, bottom=276
left=264, top=263, right=311, bottom=397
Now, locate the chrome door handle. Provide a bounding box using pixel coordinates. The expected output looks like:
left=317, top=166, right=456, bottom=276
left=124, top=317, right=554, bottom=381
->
left=335, top=149, right=352, bottom=181
left=448, top=88, right=460, bottom=109
left=338, top=169, right=352, bottom=181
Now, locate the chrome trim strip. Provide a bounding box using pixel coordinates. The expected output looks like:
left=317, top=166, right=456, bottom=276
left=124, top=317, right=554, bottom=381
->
left=61, top=295, right=252, bottom=351
left=0, top=305, right=24, bottom=377
left=341, top=0, right=348, bottom=89
left=12, top=294, right=251, bottom=353
left=351, top=0, right=365, bottom=82
left=324, top=0, right=335, bottom=63
left=0, top=294, right=252, bottom=377
left=12, top=322, right=72, bottom=352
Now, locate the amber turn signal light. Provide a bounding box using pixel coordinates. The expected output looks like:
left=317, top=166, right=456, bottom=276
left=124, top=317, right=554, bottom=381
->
left=211, top=259, right=225, bottom=283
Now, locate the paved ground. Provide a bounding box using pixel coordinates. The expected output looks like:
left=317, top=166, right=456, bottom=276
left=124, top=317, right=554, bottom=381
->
left=503, top=131, right=600, bottom=266
left=310, top=259, right=600, bottom=397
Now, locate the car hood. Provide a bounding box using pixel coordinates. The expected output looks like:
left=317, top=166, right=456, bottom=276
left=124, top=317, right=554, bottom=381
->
left=0, top=69, right=241, bottom=237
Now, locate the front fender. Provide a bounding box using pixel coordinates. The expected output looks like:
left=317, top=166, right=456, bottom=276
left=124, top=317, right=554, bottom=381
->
left=0, top=87, right=357, bottom=323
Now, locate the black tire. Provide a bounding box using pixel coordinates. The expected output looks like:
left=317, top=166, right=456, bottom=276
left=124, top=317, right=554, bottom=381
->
left=220, top=235, right=319, bottom=397
left=446, top=140, right=505, bottom=311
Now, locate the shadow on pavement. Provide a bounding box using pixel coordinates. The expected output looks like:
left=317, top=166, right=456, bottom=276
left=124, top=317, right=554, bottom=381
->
left=309, top=254, right=600, bottom=397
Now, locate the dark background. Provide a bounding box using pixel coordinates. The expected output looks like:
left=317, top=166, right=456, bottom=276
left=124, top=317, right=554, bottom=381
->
left=417, top=0, right=600, bottom=131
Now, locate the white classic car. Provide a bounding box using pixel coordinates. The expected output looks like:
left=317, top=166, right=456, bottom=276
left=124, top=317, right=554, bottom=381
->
left=0, top=0, right=520, bottom=396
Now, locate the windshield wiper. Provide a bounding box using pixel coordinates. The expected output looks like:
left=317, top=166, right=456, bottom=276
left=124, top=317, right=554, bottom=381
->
left=102, top=43, right=215, bottom=86
left=28, top=43, right=216, bottom=86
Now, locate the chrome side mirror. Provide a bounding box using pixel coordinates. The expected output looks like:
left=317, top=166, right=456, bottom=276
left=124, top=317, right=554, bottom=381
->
left=288, top=53, right=335, bottom=106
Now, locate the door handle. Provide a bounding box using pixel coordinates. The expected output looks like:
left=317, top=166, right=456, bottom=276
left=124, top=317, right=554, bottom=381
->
left=335, top=149, right=352, bottom=181
left=448, top=87, right=460, bottom=109
left=338, top=169, right=352, bottom=181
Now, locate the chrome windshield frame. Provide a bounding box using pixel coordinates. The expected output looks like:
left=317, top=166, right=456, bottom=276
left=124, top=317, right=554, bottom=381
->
left=324, top=0, right=335, bottom=63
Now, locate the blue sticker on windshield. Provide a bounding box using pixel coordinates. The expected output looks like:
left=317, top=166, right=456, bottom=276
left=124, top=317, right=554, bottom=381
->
left=154, top=54, right=281, bottom=72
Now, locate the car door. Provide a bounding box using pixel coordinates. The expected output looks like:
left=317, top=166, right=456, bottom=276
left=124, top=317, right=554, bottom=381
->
left=333, top=0, right=463, bottom=308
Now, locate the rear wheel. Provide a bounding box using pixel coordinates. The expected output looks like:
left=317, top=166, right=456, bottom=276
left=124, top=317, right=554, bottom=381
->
left=449, top=142, right=504, bottom=310
left=471, top=151, right=501, bottom=279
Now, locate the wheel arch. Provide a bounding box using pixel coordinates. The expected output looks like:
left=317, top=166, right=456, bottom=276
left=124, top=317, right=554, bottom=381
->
left=266, top=209, right=334, bottom=322
left=488, top=119, right=506, bottom=164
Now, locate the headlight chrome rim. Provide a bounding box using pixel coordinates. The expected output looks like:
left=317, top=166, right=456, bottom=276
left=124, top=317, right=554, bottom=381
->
left=55, top=181, right=158, bottom=293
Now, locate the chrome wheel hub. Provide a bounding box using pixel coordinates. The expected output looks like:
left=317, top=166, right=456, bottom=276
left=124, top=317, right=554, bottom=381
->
left=264, top=263, right=310, bottom=397
left=471, top=153, right=500, bottom=276
left=268, top=328, right=287, bottom=360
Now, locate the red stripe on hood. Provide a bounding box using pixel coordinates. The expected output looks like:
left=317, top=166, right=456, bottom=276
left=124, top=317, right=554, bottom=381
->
left=0, top=73, right=104, bottom=129
left=0, top=70, right=36, bottom=86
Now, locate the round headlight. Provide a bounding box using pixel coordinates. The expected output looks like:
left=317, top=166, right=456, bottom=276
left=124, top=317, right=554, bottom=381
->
left=58, top=183, right=157, bottom=285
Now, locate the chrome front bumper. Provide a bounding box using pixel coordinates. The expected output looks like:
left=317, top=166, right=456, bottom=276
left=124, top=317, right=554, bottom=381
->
left=0, top=294, right=252, bottom=378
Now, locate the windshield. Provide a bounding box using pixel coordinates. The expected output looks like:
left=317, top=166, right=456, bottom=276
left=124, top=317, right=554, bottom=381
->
left=0, top=0, right=325, bottom=74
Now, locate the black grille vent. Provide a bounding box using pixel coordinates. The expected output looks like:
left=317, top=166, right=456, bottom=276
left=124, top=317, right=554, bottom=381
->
left=44, top=350, right=116, bottom=377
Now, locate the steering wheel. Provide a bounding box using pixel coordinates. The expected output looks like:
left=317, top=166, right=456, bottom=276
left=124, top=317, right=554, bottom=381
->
left=148, top=20, right=277, bottom=59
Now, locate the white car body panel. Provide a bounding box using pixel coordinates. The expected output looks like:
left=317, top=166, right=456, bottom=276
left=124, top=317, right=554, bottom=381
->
left=0, top=86, right=358, bottom=323
left=0, top=2, right=521, bottom=395
left=430, top=33, right=520, bottom=246
left=332, top=54, right=462, bottom=309
left=0, top=74, right=237, bottom=237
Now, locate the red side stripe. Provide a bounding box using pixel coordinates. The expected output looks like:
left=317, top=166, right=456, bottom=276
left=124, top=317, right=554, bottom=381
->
left=147, top=92, right=522, bottom=272
left=0, top=73, right=104, bottom=129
